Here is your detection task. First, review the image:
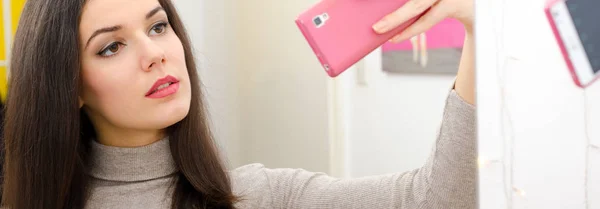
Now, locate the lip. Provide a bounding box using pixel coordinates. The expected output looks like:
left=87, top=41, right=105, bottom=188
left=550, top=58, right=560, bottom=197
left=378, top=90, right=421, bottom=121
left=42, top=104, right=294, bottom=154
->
left=145, top=75, right=180, bottom=98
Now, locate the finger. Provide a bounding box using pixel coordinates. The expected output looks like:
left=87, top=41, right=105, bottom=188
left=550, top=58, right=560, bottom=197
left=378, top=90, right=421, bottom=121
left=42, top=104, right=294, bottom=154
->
left=373, top=0, right=438, bottom=34
left=389, top=4, right=447, bottom=43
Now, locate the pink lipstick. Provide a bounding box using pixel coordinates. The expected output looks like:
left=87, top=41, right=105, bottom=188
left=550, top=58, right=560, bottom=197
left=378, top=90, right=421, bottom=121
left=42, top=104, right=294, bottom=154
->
left=146, top=75, right=180, bottom=98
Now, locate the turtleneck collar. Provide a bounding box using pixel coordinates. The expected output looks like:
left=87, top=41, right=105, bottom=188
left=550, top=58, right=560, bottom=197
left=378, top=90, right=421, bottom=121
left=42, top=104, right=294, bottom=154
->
left=88, top=137, right=178, bottom=182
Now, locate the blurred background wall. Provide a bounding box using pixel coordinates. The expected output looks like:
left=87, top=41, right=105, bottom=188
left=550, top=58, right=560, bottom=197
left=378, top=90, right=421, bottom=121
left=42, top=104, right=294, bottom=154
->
left=477, top=0, right=600, bottom=208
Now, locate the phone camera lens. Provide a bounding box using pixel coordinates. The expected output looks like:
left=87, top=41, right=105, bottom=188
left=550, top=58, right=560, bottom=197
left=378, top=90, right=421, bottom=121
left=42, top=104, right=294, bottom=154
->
left=313, top=17, right=322, bottom=26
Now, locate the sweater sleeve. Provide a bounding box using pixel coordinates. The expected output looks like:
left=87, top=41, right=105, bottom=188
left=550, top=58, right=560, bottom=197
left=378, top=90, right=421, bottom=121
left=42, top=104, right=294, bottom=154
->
left=231, top=89, right=477, bottom=209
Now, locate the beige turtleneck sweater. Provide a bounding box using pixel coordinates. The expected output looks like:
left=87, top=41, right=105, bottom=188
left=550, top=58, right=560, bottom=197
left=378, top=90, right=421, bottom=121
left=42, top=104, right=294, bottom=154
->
left=86, top=90, right=477, bottom=209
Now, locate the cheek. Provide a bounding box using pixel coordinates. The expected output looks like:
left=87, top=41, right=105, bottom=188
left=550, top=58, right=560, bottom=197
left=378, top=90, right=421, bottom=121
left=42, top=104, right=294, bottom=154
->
left=81, top=71, right=108, bottom=105
left=164, top=33, right=191, bottom=90
left=81, top=64, right=140, bottom=113
left=164, top=33, right=187, bottom=72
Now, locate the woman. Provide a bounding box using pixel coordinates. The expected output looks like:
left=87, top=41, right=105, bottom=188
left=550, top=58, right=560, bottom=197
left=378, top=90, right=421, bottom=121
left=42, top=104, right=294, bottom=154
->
left=2, top=0, right=474, bottom=208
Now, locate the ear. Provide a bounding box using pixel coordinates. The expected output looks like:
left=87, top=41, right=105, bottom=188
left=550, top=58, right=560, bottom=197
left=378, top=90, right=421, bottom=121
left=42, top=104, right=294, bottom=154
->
left=78, top=96, right=84, bottom=108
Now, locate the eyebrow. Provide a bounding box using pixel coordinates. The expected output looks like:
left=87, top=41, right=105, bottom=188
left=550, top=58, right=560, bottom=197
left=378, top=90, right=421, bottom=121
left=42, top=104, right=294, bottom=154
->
left=146, top=6, right=164, bottom=20
left=84, top=6, right=165, bottom=49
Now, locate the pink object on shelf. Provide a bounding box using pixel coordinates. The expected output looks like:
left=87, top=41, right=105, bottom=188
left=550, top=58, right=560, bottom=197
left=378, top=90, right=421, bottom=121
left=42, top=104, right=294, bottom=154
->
left=382, top=18, right=465, bottom=52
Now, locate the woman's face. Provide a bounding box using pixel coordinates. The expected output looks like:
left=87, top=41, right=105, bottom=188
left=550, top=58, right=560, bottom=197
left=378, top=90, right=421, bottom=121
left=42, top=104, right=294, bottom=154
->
left=79, top=0, right=191, bottom=144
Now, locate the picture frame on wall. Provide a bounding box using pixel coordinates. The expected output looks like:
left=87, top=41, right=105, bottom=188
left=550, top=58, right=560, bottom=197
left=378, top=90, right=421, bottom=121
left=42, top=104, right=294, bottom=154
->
left=382, top=18, right=465, bottom=75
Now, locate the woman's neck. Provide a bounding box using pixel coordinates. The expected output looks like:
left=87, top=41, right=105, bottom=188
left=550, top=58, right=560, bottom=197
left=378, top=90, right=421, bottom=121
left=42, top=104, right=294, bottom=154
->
left=95, top=128, right=166, bottom=148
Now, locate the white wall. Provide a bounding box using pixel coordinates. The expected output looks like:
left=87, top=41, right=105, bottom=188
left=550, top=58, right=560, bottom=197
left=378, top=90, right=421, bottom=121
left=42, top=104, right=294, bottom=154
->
left=477, top=0, right=600, bottom=208
left=342, top=49, right=456, bottom=178
left=174, top=0, right=243, bottom=168
left=233, top=0, right=332, bottom=174
left=176, top=0, right=332, bottom=173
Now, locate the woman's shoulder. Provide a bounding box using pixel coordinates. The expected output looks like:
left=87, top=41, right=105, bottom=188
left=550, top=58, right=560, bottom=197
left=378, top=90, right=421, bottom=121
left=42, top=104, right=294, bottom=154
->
left=231, top=163, right=266, bottom=172
left=229, top=163, right=268, bottom=183
left=229, top=163, right=272, bottom=187
left=228, top=163, right=274, bottom=207
left=228, top=163, right=332, bottom=208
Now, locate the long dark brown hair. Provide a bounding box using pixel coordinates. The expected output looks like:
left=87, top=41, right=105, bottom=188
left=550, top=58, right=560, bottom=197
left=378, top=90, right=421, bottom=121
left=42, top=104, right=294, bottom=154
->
left=1, top=0, right=238, bottom=208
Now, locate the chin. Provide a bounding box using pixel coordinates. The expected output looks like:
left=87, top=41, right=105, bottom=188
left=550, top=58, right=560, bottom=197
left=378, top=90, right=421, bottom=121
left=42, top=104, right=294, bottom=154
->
left=163, top=103, right=190, bottom=128
left=150, top=98, right=191, bottom=129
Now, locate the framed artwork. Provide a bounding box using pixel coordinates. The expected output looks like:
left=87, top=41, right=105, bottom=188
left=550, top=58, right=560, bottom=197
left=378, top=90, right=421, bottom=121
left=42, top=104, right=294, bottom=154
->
left=382, top=18, right=465, bottom=74
left=0, top=0, right=26, bottom=101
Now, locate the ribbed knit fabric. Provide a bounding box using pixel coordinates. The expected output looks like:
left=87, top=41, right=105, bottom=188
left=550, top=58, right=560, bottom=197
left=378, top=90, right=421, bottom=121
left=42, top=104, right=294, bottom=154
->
left=85, top=89, right=477, bottom=209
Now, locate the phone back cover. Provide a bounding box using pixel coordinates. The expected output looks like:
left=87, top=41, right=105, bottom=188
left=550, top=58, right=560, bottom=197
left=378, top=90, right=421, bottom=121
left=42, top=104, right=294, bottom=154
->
left=296, top=0, right=420, bottom=77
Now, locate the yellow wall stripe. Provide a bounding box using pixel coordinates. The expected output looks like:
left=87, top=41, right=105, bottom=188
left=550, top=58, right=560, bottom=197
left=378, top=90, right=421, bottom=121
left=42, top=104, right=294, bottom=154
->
left=0, top=0, right=26, bottom=101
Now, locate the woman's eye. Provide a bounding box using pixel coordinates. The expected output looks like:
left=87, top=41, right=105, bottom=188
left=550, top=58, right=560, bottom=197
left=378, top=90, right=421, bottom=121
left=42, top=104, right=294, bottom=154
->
left=98, top=42, right=122, bottom=57
left=150, top=22, right=168, bottom=35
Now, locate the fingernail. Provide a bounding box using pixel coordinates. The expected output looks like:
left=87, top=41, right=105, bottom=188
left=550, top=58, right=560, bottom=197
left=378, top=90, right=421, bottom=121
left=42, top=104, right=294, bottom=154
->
left=373, top=20, right=388, bottom=33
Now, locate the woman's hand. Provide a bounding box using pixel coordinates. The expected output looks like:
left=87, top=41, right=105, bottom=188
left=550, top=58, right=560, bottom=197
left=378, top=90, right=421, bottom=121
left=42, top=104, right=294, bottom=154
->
left=372, top=0, right=473, bottom=42
left=372, top=0, right=475, bottom=105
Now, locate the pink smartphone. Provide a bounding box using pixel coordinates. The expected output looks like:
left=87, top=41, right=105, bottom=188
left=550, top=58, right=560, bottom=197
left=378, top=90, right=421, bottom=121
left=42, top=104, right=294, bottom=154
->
left=295, top=0, right=422, bottom=77
left=545, top=0, right=600, bottom=88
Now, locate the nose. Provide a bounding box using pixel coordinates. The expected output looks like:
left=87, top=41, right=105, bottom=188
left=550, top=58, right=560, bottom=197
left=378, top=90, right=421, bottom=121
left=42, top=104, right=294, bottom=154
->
left=140, top=38, right=166, bottom=72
